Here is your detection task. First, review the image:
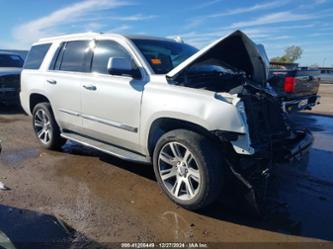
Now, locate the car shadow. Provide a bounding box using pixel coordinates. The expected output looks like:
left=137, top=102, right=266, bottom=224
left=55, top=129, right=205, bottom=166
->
left=94, top=147, right=333, bottom=242
left=289, top=112, right=333, bottom=134
left=203, top=113, right=333, bottom=241
left=61, top=140, right=157, bottom=181
left=58, top=113, right=332, bottom=242
left=100, top=154, right=156, bottom=181
left=0, top=204, right=104, bottom=249
left=196, top=147, right=333, bottom=241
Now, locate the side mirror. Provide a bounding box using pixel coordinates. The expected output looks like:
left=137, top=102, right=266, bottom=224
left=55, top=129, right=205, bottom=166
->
left=107, top=57, right=141, bottom=79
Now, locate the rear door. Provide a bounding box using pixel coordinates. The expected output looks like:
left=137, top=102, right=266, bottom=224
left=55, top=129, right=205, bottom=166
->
left=46, top=40, right=93, bottom=133
left=80, top=39, right=145, bottom=152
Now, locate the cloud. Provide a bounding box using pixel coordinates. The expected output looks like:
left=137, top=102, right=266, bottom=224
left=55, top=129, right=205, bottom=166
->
left=105, top=25, right=132, bottom=33
left=314, top=0, right=327, bottom=4
left=320, top=26, right=333, bottom=31
left=208, top=1, right=288, bottom=18
left=192, top=0, right=221, bottom=10
left=170, top=28, right=273, bottom=48
left=71, top=13, right=157, bottom=24
left=308, top=32, right=333, bottom=37
left=84, top=22, right=105, bottom=32
left=231, top=11, right=316, bottom=28
left=184, top=1, right=288, bottom=29
left=12, top=0, right=130, bottom=47
left=184, top=18, right=206, bottom=30
left=274, top=23, right=316, bottom=29
left=259, top=35, right=292, bottom=41
left=107, top=14, right=157, bottom=21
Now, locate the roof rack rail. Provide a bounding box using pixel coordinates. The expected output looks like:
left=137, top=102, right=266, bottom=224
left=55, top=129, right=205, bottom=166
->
left=38, top=32, right=100, bottom=42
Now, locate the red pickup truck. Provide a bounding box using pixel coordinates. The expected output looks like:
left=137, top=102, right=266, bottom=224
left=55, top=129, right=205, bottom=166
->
left=269, top=62, right=321, bottom=112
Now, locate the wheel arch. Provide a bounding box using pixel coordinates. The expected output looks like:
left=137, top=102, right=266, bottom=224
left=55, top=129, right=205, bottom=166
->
left=147, top=117, right=221, bottom=157
left=29, top=93, right=50, bottom=114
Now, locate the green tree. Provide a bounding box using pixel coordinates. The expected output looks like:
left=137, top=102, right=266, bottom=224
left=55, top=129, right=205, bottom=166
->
left=270, top=45, right=303, bottom=63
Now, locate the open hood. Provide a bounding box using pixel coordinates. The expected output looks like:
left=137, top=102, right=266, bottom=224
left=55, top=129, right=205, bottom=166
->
left=167, top=30, right=269, bottom=85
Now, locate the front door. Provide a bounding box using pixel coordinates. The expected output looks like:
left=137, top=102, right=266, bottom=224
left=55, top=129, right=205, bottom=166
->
left=81, top=39, right=145, bottom=152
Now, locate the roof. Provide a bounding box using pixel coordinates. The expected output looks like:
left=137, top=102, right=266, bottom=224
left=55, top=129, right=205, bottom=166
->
left=36, top=32, right=178, bottom=44
left=124, top=34, right=177, bottom=42
left=38, top=32, right=101, bottom=43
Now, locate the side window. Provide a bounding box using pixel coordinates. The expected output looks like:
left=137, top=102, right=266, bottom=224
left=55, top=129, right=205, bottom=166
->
left=24, top=43, right=51, bottom=70
left=59, top=40, right=92, bottom=72
left=91, top=40, right=133, bottom=75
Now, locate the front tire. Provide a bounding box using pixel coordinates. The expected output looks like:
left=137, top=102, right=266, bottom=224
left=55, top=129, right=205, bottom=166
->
left=153, top=129, right=224, bottom=210
left=32, top=102, right=66, bottom=150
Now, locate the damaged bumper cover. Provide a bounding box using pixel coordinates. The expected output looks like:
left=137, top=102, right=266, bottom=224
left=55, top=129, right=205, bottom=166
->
left=274, top=129, right=313, bottom=161
left=225, top=130, right=313, bottom=213
left=247, top=129, right=314, bottom=162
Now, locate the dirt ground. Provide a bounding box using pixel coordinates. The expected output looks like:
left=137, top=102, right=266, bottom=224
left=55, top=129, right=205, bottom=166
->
left=0, top=85, right=333, bottom=248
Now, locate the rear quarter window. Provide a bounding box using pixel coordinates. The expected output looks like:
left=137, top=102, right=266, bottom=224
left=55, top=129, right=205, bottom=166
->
left=24, top=43, right=51, bottom=70
left=58, top=40, right=92, bottom=72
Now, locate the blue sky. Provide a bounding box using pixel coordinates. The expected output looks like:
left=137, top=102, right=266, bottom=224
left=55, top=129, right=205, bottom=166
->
left=0, top=0, right=332, bottom=66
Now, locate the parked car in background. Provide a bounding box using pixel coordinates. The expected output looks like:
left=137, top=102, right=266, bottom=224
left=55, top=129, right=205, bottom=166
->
left=0, top=49, right=28, bottom=61
left=319, top=67, right=333, bottom=84
left=268, top=62, right=321, bottom=112
left=20, top=31, right=313, bottom=210
left=0, top=51, right=25, bottom=105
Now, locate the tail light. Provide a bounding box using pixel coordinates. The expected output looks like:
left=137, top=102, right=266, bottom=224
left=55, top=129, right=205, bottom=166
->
left=284, top=76, right=295, bottom=93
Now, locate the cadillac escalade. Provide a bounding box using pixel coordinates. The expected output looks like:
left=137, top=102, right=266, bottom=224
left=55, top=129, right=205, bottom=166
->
left=20, top=31, right=313, bottom=210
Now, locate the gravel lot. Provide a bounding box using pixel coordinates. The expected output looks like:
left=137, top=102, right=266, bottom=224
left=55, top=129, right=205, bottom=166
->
left=0, top=84, right=333, bottom=248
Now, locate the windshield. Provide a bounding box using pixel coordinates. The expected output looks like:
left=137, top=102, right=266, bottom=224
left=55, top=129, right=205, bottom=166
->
left=131, top=39, right=198, bottom=74
left=0, top=54, right=24, bottom=68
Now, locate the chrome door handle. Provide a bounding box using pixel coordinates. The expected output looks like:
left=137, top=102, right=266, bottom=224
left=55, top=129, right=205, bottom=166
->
left=83, top=85, right=97, bottom=91
left=47, top=79, right=57, bottom=85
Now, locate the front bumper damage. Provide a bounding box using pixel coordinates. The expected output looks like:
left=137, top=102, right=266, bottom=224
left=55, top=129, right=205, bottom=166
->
left=275, top=129, right=313, bottom=162
left=226, top=128, right=313, bottom=214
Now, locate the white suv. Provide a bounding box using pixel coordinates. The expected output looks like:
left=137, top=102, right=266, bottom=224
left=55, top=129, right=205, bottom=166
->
left=20, top=31, right=313, bottom=210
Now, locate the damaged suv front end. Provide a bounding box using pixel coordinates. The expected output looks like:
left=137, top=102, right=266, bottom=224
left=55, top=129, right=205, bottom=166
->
left=166, top=30, right=313, bottom=207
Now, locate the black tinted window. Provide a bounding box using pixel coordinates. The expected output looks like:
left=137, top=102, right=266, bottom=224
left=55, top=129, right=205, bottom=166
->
left=92, top=40, right=131, bottom=74
left=0, top=54, right=24, bottom=68
left=24, top=44, right=51, bottom=69
left=60, top=40, right=92, bottom=72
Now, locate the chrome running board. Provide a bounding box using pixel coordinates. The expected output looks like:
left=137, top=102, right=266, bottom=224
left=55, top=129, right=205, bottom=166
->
left=61, top=132, right=150, bottom=164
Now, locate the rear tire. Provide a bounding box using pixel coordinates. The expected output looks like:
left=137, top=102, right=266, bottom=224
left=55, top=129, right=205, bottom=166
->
left=153, top=129, right=224, bottom=210
left=32, top=102, right=66, bottom=150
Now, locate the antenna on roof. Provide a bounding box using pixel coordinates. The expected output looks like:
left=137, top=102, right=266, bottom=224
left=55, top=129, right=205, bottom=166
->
left=175, top=36, right=184, bottom=43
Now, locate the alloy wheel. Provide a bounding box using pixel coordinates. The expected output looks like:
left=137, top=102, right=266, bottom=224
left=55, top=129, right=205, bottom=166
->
left=158, top=142, right=201, bottom=201
left=34, top=109, right=52, bottom=144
